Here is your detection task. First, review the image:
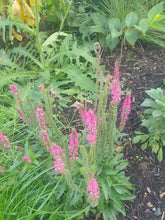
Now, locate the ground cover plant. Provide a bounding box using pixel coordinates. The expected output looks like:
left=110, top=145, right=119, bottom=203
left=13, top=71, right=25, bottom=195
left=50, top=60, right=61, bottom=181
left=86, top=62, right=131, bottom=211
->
left=70, top=1, right=165, bottom=52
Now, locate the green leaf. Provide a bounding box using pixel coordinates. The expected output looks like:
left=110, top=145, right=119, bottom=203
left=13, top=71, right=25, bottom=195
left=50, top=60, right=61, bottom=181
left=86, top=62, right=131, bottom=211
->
left=148, top=2, right=164, bottom=23
left=116, top=161, right=128, bottom=171
left=146, top=88, right=164, bottom=100
left=111, top=29, right=122, bottom=38
left=133, top=135, right=143, bottom=144
left=141, top=141, right=148, bottom=150
left=106, top=35, right=119, bottom=52
left=141, top=98, right=156, bottom=107
left=125, top=12, right=138, bottom=28
left=42, top=32, right=68, bottom=47
left=101, top=180, right=109, bottom=200
left=151, top=142, right=159, bottom=153
left=149, top=22, right=165, bottom=31
left=135, top=19, right=148, bottom=34
left=158, top=147, right=163, bottom=162
left=125, top=30, right=137, bottom=44
left=152, top=110, right=162, bottom=117
left=152, top=14, right=165, bottom=22
left=109, top=18, right=120, bottom=31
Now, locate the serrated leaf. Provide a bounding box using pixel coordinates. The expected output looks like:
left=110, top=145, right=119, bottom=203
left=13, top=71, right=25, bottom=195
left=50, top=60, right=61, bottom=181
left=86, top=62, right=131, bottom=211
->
left=125, top=12, right=138, bottom=28
left=125, top=30, right=137, bottom=44
left=42, top=32, right=68, bottom=47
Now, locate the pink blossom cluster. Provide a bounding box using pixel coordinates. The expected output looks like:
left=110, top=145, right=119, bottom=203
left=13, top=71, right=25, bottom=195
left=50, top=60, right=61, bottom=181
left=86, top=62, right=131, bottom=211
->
left=23, top=156, right=31, bottom=163
left=16, top=108, right=26, bottom=121
left=10, top=84, right=20, bottom=96
left=87, top=176, right=100, bottom=199
left=0, top=131, right=11, bottom=148
left=97, top=45, right=101, bottom=61
left=35, top=103, right=67, bottom=174
left=120, top=92, right=131, bottom=128
left=10, top=84, right=26, bottom=122
left=50, top=143, right=68, bottom=174
left=0, top=165, right=4, bottom=173
left=38, top=84, right=45, bottom=94
left=69, top=129, right=79, bottom=161
left=111, top=62, right=121, bottom=103
left=77, top=104, right=97, bottom=147
left=36, top=107, right=51, bottom=151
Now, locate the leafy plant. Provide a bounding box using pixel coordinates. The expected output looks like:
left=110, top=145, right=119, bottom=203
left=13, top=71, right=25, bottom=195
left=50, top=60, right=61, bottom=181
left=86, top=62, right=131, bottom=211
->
left=133, top=88, right=165, bottom=162
left=0, top=52, right=134, bottom=219
left=72, top=2, right=165, bottom=52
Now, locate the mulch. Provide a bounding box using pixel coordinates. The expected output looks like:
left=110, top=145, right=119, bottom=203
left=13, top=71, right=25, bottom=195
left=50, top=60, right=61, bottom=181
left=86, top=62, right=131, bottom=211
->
left=104, top=42, right=165, bottom=220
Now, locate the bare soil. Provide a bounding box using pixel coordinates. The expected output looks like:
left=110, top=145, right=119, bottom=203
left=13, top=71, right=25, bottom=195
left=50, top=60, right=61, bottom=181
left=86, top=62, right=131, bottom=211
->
left=104, top=43, right=165, bottom=220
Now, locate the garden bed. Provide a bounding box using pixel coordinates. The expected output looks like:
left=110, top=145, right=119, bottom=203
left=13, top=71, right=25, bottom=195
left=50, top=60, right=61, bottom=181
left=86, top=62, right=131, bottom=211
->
left=104, top=43, right=165, bottom=220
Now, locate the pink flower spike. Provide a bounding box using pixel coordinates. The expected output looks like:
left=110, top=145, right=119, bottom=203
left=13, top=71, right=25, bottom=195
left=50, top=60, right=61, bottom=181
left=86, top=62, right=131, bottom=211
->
left=0, top=165, right=4, bottom=173
left=17, top=146, right=23, bottom=151
left=120, top=92, right=131, bottom=129
left=87, top=177, right=100, bottom=200
left=69, top=129, right=79, bottom=161
left=23, top=156, right=31, bottom=163
left=0, top=131, right=11, bottom=148
left=10, top=84, right=20, bottom=96
left=111, top=62, right=121, bottom=103
left=77, top=105, right=97, bottom=147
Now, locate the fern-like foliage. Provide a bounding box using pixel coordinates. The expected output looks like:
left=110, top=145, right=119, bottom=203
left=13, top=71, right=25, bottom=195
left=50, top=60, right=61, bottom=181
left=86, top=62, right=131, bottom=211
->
left=0, top=16, right=35, bottom=42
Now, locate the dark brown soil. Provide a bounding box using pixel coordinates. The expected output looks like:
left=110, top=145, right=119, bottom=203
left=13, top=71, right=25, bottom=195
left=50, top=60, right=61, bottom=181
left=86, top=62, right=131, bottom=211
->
left=104, top=43, right=165, bottom=220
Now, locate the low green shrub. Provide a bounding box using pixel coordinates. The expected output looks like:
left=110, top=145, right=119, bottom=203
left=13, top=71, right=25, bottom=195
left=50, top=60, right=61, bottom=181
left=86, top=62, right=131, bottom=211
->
left=133, top=88, right=165, bottom=162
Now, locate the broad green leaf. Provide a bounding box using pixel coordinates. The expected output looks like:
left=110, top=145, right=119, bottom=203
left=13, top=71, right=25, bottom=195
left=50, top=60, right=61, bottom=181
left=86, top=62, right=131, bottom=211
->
left=135, top=19, right=148, bottom=34
left=148, top=2, right=164, bottom=23
left=141, top=98, right=156, bottom=107
left=133, top=135, right=143, bottom=144
left=146, top=88, right=164, bottom=100
left=109, top=18, right=120, bottom=31
left=111, top=29, right=122, bottom=38
left=106, top=35, right=119, bottom=52
left=125, top=30, right=137, bottom=44
left=125, top=12, right=138, bottom=28
left=151, top=142, right=159, bottom=153
left=158, top=147, right=163, bottom=162
left=152, top=110, right=162, bottom=117
left=141, top=141, right=148, bottom=150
